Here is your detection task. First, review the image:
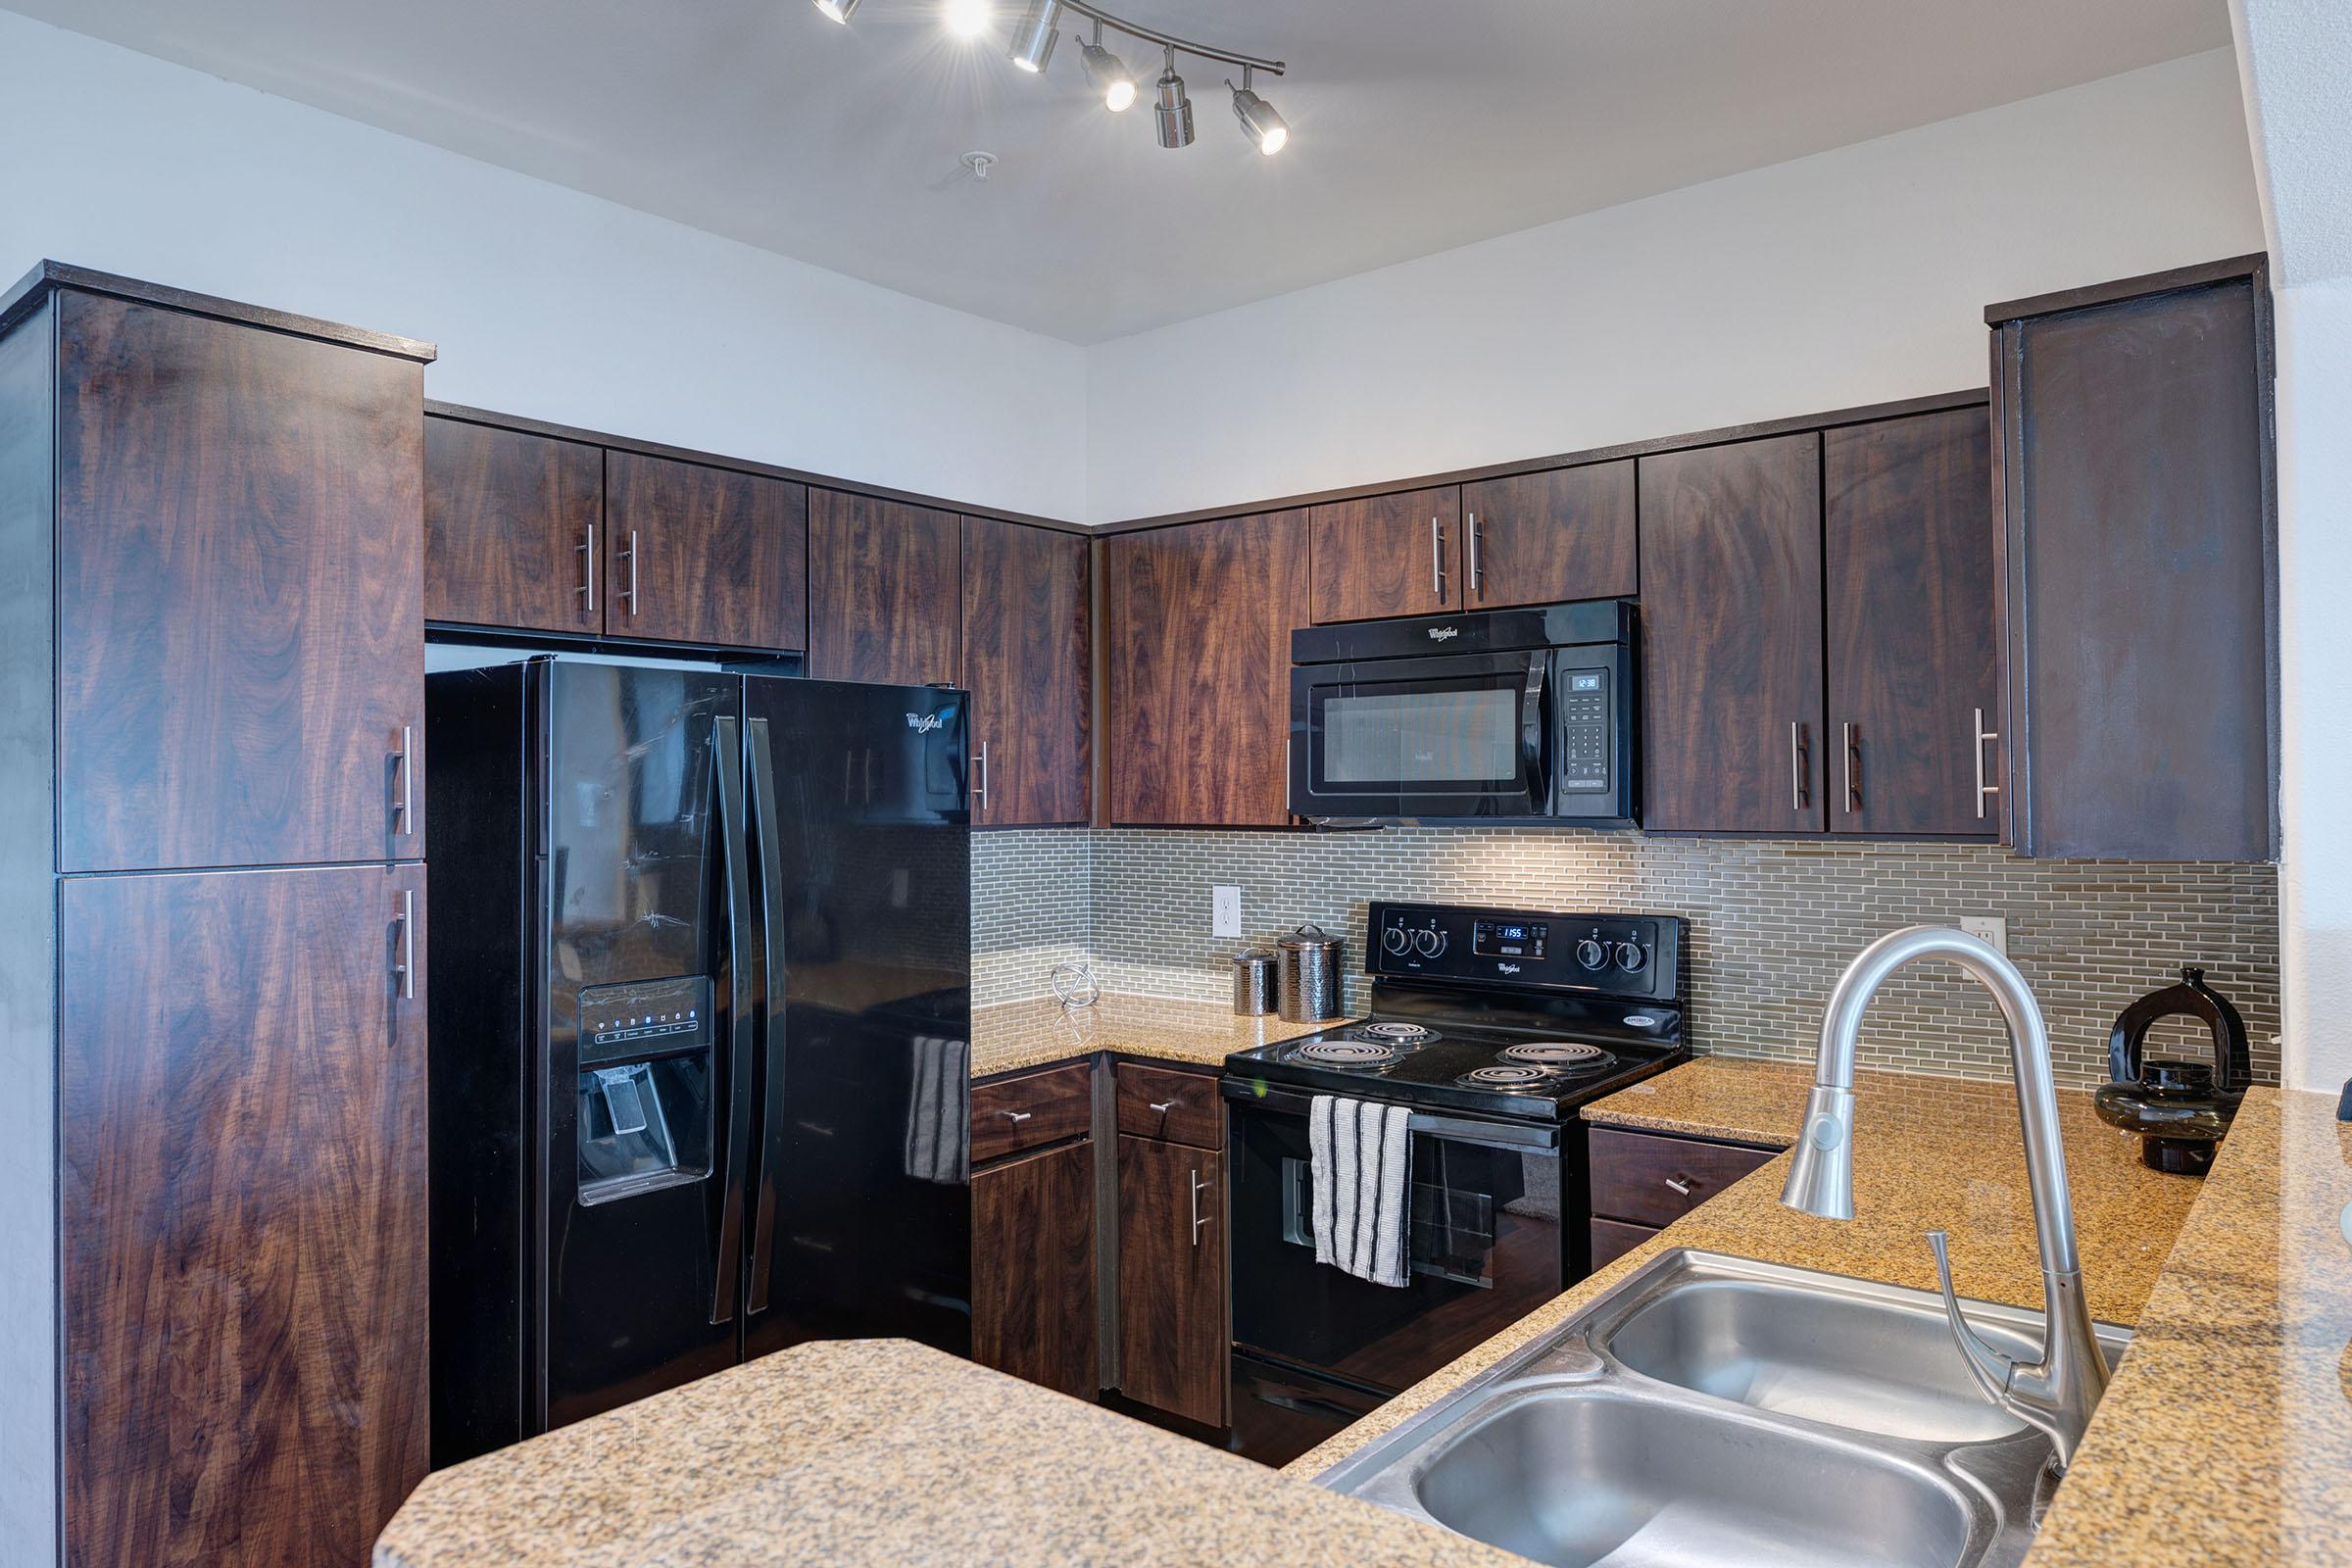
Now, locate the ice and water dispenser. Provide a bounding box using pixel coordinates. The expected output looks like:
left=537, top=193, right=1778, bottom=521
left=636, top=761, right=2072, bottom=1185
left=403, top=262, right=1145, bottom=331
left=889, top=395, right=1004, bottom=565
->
left=575, top=976, right=716, bottom=1200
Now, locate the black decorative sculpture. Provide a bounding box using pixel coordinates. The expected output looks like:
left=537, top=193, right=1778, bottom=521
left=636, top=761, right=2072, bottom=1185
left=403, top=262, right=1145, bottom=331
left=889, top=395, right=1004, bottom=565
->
left=2092, top=967, right=2250, bottom=1175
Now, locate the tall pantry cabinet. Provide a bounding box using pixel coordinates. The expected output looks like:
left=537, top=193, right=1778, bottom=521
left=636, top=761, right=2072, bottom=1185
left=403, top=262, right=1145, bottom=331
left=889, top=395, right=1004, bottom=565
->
left=0, top=264, right=435, bottom=1567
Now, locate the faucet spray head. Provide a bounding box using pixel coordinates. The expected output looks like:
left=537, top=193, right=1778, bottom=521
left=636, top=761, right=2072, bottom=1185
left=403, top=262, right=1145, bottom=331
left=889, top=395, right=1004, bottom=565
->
left=1780, top=1085, right=1856, bottom=1220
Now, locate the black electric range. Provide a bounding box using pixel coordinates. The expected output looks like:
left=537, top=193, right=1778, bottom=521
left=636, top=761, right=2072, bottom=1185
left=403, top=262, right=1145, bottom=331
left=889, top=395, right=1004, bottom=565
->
left=1219, top=901, right=1690, bottom=1467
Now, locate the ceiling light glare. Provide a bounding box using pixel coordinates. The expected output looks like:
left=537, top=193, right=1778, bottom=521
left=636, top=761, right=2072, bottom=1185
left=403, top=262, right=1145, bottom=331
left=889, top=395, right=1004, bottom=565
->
left=1229, top=77, right=1289, bottom=155
left=1080, top=27, right=1136, bottom=111
left=1007, top=0, right=1059, bottom=73
left=1154, top=55, right=1193, bottom=148
left=812, top=0, right=858, bottom=21
left=945, top=0, right=991, bottom=38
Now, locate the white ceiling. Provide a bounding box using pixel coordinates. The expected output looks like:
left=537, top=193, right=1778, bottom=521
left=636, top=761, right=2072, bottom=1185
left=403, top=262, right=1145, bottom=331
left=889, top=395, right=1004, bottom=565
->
left=8, top=0, right=2232, bottom=342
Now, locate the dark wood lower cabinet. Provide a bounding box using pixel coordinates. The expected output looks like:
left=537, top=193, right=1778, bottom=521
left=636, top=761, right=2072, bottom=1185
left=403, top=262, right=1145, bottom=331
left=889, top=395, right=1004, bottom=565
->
left=972, top=1141, right=1099, bottom=1400
left=1588, top=1125, right=1780, bottom=1237
left=58, top=863, right=428, bottom=1568
left=1115, top=1135, right=1228, bottom=1428
left=1590, top=1216, right=1657, bottom=1271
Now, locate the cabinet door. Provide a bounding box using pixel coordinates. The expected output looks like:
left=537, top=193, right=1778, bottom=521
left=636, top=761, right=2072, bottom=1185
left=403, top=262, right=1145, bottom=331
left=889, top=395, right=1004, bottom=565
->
left=60, top=864, right=427, bottom=1568
left=1826, top=409, right=1998, bottom=837
left=960, top=517, right=1090, bottom=825
left=1105, top=512, right=1307, bottom=826
left=1461, top=460, right=1638, bottom=608
left=1639, top=434, right=1826, bottom=833
left=606, top=452, right=808, bottom=651
left=1115, top=1136, right=1226, bottom=1428
left=972, top=1141, right=1099, bottom=1400
left=1308, top=484, right=1460, bottom=623
left=808, top=491, right=962, bottom=685
left=55, top=292, right=425, bottom=872
left=423, top=416, right=604, bottom=633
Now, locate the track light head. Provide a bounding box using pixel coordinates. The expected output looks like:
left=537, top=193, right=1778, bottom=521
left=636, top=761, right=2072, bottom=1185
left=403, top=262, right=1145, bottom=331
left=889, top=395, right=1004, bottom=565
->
left=944, top=0, right=991, bottom=39
left=812, top=0, right=858, bottom=20
left=1228, top=77, right=1289, bottom=155
left=1080, top=28, right=1137, bottom=112
left=1154, top=54, right=1193, bottom=148
left=1007, top=0, right=1058, bottom=73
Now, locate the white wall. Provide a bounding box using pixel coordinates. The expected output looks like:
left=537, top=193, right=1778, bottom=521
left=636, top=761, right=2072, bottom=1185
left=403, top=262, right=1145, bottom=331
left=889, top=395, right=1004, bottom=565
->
left=0, top=9, right=1090, bottom=521
left=2230, top=0, right=2352, bottom=1097
left=1084, top=50, right=2264, bottom=521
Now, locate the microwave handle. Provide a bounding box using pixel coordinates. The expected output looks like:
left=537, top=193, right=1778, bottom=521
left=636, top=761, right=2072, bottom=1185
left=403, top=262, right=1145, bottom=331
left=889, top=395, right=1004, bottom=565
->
left=1520, top=654, right=1549, bottom=806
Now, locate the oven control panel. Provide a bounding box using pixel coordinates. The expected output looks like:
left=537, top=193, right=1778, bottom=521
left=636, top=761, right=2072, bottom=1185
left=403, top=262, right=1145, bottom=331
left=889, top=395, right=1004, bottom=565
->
left=1370, top=902, right=1682, bottom=1003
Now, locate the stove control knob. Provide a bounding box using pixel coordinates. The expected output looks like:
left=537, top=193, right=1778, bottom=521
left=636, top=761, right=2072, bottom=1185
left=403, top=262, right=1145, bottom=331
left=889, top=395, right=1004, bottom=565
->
left=1412, top=925, right=1446, bottom=958
left=1575, top=937, right=1608, bottom=970
left=1613, top=941, right=1648, bottom=973
left=1382, top=922, right=1409, bottom=956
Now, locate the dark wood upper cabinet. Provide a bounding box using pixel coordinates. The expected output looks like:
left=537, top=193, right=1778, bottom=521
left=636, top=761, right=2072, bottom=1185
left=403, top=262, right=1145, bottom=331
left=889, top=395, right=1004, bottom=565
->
left=60, top=863, right=427, bottom=1568
left=961, top=517, right=1090, bottom=825
left=1992, top=260, right=2275, bottom=860
left=1115, top=1135, right=1227, bottom=1428
left=1825, top=409, right=1998, bottom=837
left=53, top=290, right=425, bottom=873
left=1639, top=433, right=1826, bottom=834
left=807, top=490, right=962, bottom=685
left=972, top=1139, right=1099, bottom=1402
left=423, top=416, right=604, bottom=633
left=605, top=452, right=808, bottom=652
left=1105, top=511, right=1308, bottom=826
left=1461, top=460, right=1639, bottom=608
left=1309, top=484, right=1461, bottom=622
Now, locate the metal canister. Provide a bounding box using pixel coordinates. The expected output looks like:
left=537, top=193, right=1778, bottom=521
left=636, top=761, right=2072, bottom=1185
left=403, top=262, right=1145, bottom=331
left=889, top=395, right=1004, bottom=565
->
left=1231, top=948, right=1279, bottom=1016
left=1276, top=922, right=1344, bottom=1022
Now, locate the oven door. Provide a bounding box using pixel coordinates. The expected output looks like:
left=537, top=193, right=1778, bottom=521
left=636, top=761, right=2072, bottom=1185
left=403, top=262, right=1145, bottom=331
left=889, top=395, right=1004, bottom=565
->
left=1224, top=1081, right=1582, bottom=1397
left=1290, top=650, right=1548, bottom=821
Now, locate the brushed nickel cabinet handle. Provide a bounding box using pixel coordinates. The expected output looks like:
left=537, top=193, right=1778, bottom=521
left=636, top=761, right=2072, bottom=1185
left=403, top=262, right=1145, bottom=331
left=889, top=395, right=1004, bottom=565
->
left=1841, top=721, right=1859, bottom=815
left=620, top=528, right=641, bottom=616
left=999, top=1109, right=1032, bottom=1124
left=1468, top=512, right=1484, bottom=600
left=1974, top=708, right=2001, bottom=819
left=1189, top=1168, right=1210, bottom=1245
left=1789, top=722, right=1810, bottom=812
left=394, top=725, right=415, bottom=834
left=1664, top=1174, right=1694, bottom=1197
left=973, top=741, right=990, bottom=812
left=394, top=888, right=416, bottom=1001
left=576, top=523, right=597, bottom=618
left=1430, top=514, right=1446, bottom=601
left=1149, top=1099, right=1181, bottom=1113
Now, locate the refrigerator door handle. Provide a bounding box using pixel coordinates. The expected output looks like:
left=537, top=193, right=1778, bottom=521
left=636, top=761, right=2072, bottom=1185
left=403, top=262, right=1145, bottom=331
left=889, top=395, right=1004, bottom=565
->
left=710, top=716, right=753, bottom=1326
left=744, top=717, right=788, bottom=1316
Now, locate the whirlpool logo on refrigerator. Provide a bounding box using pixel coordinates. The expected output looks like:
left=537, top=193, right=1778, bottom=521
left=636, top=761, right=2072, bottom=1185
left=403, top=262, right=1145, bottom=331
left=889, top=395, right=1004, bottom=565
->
left=904, top=712, right=946, bottom=733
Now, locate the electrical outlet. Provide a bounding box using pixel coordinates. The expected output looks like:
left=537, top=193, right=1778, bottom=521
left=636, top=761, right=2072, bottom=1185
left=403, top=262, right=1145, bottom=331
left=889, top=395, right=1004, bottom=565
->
left=1211, top=885, right=1243, bottom=940
left=1959, top=915, right=2008, bottom=954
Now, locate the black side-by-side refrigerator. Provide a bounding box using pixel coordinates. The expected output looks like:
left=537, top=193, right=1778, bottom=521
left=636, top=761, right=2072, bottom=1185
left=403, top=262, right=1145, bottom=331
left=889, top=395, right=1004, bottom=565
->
left=424, top=658, right=971, bottom=1466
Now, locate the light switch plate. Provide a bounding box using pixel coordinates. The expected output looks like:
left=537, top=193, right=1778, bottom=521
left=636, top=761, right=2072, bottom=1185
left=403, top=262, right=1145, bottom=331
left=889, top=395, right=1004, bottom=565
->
left=1959, top=915, right=2008, bottom=954
left=1211, top=885, right=1243, bottom=940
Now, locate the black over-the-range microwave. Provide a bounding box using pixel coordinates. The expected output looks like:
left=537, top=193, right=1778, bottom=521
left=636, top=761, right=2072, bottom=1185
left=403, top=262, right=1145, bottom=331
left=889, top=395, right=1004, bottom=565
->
left=1288, top=599, right=1638, bottom=826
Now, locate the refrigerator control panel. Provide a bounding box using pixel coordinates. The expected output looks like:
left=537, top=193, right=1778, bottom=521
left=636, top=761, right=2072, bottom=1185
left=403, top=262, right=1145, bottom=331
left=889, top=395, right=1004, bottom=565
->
left=579, top=976, right=715, bottom=1067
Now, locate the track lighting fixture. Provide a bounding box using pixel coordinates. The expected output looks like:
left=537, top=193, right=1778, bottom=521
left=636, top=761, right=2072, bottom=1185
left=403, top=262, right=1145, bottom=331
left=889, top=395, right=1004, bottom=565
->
left=1153, top=49, right=1193, bottom=149
left=1227, top=68, right=1288, bottom=155
left=1007, top=0, right=1059, bottom=73
left=812, top=2, right=1288, bottom=163
left=1078, top=23, right=1136, bottom=112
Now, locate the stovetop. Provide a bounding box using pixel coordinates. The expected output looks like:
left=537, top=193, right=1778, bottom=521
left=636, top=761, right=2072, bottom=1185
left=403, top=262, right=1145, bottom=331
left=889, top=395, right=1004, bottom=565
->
left=1227, top=1014, right=1687, bottom=1121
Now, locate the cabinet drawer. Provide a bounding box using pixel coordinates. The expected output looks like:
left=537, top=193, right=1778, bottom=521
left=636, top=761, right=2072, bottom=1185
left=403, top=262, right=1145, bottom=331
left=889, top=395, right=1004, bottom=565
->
left=1115, top=1061, right=1224, bottom=1150
left=1589, top=1127, right=1775, bottom=1228
left=971, top=1061, right=1094, bottom=1165
left=1590, top=1216, right=1659, bottom=1272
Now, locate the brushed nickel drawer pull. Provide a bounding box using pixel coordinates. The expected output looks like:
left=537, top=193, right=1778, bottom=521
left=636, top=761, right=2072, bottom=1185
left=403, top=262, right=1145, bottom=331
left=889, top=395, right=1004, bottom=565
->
left=1000, top=1109, right=1032, bottom=1123
left=1664, top=1174, right=1694, bottom=1197
left=1149, top=1099, right=1181, bottom=1113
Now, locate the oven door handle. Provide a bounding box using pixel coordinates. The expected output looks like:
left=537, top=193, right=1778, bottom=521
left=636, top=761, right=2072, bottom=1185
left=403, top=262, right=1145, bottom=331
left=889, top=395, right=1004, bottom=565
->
left=1222, top=1078, right=1562, bottom=1152
left=1520, top=653, right=1549, bottom=809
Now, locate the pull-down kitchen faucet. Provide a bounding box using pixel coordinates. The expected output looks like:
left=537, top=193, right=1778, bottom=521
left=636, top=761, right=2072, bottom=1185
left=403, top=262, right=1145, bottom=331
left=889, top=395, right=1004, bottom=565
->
left=1781, top=925, right=2109, bottom=1470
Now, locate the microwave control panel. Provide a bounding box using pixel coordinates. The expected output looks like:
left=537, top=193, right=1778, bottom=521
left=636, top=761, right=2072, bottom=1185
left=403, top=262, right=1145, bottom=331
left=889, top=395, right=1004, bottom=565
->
left=578, top=975, right=715, bottom=1067
left=1557, top=668, right=1611, bottom=793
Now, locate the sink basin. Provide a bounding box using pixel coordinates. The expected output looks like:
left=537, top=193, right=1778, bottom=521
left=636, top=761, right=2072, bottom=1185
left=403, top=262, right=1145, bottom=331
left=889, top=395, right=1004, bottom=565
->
left=1600, top=1275, right=2042, bottom=1443
left=1313, top=1250, right=2133, bottom=1568
left=1411, top=1386, right=1975, bottom=1568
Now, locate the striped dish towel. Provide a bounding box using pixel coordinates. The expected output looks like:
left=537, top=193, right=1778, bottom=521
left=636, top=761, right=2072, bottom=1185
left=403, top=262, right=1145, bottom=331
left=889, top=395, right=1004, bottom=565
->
left=1308, top=1094, right=1412, bottom=1288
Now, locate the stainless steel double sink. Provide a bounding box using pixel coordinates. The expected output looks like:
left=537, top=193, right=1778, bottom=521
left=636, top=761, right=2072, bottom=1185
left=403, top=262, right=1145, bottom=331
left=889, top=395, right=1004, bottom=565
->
left=1310, top=1250, right=2131, bottom=1568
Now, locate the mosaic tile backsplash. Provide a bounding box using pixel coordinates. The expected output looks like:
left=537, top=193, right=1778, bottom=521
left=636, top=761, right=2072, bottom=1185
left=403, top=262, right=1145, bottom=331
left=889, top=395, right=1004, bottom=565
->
left=972, top=828, right=2280, bottom=1089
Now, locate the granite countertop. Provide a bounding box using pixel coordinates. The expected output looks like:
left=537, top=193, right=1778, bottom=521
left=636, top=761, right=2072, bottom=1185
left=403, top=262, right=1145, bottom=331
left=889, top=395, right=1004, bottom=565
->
left=966, top=991, right=1346, bottom=1079
left=1289, top=1055, right=2210, bottom=1476
left=373, top=1340, right=1521, bottom=1568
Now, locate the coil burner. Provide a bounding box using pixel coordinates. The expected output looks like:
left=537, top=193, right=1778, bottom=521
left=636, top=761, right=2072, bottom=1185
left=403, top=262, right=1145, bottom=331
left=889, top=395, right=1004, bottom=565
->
left=1457, top=1064, right=1560, bottom=1090
left=1290, top=1040, right=1401, bottom=1068
left=1496, top=1042, right=1609, bottom=1069
left=1347, top=1021, right=1442, bottom=1047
